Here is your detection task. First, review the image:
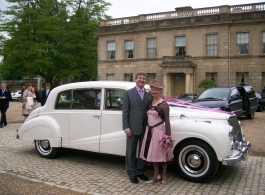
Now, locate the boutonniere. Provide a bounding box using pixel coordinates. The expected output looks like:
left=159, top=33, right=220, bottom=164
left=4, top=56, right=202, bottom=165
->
left=145, top=89, right=149, bottom=93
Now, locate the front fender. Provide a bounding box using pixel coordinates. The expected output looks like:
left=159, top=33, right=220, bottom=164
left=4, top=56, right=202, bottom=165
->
left=18, top=116, right=62, bottom=147
left=171, top=119, right=231, bottom=161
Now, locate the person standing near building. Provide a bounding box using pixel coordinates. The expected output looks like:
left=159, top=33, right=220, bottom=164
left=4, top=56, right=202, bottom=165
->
left=0, top=83, right=12, bottom=127
left=41, top=83, right=51, bottom=106
left=122, top=72, right=153, bottom=184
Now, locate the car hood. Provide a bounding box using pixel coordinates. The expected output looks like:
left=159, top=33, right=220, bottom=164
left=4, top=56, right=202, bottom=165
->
left=192, top=100, right=227, bottom=108
left=169, top=105, right=229, bottom=124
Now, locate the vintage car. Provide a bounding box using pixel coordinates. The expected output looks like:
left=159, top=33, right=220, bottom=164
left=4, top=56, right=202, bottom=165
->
left=17, top=81, right=250, bottom=182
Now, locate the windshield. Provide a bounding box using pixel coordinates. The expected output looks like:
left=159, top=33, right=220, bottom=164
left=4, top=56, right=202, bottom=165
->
left=198, top=88, right=230, bottom=100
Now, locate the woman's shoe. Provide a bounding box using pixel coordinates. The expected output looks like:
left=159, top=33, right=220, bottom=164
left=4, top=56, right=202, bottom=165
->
left=145, top=175, right=161, bottom=184
left=161, top=180, right=167, bottom=185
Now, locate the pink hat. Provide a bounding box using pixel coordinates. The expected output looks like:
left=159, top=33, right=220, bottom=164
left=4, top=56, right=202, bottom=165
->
left=149, top=79, right=165, bottom=89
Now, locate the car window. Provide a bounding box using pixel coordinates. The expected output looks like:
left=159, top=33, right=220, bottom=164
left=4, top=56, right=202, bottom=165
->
left=104, top=89, right=125, bottom=111
left=230, top=89, right=240, bottom=100
left=55, top=90, right=72, bottom=109
left=72, top=89, right=101, bottom=110
left=55, top=89, right=101, bottom=110
left=255, top=93, right=261, bottom=99
left=198, top=88, right=230, bottom=100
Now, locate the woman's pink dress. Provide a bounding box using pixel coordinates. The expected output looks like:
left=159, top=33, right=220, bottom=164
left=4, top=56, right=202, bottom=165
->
left=140, top=101, right=174, bottom=162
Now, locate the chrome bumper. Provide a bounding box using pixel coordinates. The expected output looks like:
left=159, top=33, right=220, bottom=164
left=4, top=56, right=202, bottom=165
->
left=222, top=141, right=251, bottom=165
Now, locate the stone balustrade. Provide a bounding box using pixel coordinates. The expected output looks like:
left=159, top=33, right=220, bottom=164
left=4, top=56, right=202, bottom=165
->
left=162, top=56, right=193, bottom=64
left=100, top=3, right=265, bottom=26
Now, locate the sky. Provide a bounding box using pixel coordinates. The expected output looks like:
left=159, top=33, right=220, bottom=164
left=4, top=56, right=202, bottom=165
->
left=0, top=0, right=262, bottom=18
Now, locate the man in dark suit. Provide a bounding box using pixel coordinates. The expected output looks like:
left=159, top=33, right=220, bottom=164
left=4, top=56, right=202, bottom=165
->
left=122, top=72, right=152, bottom=183
left=0, top=83, right=12, bottom=127
left=41, top=83, right=51, bottom=106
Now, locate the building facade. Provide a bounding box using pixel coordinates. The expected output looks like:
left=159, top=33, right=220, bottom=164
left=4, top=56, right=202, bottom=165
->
left=96, top=3, right=265, bottom=96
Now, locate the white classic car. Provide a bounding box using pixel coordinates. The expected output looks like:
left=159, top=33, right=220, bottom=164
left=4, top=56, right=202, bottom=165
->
left=17, top=81, right=250, bottom=182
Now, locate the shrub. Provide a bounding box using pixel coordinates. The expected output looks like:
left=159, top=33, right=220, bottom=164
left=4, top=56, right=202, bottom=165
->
left=198, top=79, right=216, bottom=89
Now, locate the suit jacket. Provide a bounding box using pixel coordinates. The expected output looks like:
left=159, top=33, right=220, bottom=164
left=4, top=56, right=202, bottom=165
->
left=41, top=89, right=50, bottom=106
left=0, top=89, right=12, bottom=108
left=122, top=87, right=152, bottom=135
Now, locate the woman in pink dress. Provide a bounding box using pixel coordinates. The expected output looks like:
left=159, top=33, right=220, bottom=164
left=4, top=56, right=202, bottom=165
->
left=140, top=79, right=174, bottom=185
left=22, top=83, right=34, bottom=121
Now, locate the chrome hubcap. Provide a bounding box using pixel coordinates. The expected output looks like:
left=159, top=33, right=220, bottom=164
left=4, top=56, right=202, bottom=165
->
left=187, top=154, right=201, bottom=168
left=37, top=140, right=51, bottom=153
left=180, top=146, right=208, bottom=175
left=40, top=140, right=50, bottom=149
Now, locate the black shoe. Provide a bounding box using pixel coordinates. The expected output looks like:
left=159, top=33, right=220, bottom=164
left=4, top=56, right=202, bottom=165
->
left=3, top=123, right=7, bottom=126
left=136, top=174, right=149, bottom=181
left=129, top=176, right=139, bottom=184
left=0, top=124, right=3, bottom=128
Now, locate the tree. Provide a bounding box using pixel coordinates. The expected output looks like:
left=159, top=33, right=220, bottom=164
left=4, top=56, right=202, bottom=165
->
left=0, top=0, right=69, bottom=87
left=60, top=0, right=111, bottom=82
left=198, top=78, right=216, bottom=89
left=0, top=0, right=111, bottom=87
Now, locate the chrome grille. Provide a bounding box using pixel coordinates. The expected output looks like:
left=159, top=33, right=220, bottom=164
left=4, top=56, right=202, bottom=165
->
left=227, top=115, right=243, bottom=142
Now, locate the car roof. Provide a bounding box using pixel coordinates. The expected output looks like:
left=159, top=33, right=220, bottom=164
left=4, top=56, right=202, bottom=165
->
left=51, top=81, right=149, bottom=93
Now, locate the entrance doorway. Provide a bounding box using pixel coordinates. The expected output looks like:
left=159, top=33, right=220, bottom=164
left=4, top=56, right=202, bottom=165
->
left=171, top=73, right=185, bottom=97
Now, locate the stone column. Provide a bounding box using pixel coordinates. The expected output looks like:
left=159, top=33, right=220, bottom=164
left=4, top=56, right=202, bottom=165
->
left=190, top=74, right=194, bottom=93
left=163, top=73, right=168, bottom=96
left=185, top=73, right=190, bottom=93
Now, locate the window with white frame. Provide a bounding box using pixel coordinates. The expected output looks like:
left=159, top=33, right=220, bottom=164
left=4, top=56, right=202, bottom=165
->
left=236, top=72, right=249, bottom=86
left=107, top=42, right=115, bottom=59
left=175, top=36, right=186, bottom=56
left=146, top=73, right=156, bottom=83
left=236, top=33, right=249, bottom=54
left=206, top=72, right=217, bottom=84
left=124, top=74, right=133, bottom=82
left=147, top=38, right=156, bottom=57
left=106, top=74, right=115, bottom=81
left=262, top=32, right=265, bottom=53
left=125, top=40, right=134, bottom=58
left=206, top=34, right=218, bottom=55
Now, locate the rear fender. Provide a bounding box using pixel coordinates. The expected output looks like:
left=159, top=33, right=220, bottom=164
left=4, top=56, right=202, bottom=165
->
left=18, top=116, right=62, bottom=147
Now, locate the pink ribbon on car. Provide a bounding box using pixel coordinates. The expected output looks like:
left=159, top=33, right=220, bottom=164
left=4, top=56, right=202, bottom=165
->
left=162, top=95, right=229, bottom=114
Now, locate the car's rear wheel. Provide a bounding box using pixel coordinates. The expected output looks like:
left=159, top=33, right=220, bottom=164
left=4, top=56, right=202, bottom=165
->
left=35, top=140, right=61, bottom=159
left=17, top=97, right=21, bottom=102
left=246, top=111, right=255, bottom=119
left=174, top=139, right=219, bottom=183
left=257, top=105, right=262, bottom=112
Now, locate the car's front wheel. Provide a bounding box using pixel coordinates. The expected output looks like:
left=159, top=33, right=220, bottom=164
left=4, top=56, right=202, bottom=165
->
left=35, top=140, right=61, bottom=159
left=17, top=97, right=21, bottom=102
left=174, top=139, right=220, bottom=183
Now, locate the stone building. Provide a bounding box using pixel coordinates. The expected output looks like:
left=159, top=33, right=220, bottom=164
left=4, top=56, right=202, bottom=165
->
left=96, top=3, right=265, bottom=96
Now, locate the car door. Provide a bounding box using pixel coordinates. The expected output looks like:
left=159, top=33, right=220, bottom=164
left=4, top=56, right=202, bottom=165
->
left=229, top=89, right=242, bottom=116
left=100, top=88, right=126, bottom=156
left=68, top=88, right=102, bottom=152
left=243, top=86, right=258, bottom=113
left=52, top=90, right=72, bottom=147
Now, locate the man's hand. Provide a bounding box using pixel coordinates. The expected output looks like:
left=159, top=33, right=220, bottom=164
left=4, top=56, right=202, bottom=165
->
left=1, top=96, right=6, bottom=99
left=125, top=129, right=132, bottom=136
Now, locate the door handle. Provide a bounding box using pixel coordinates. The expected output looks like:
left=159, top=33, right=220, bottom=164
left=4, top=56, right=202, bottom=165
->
left=93, top=115, right=100, bottom=117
